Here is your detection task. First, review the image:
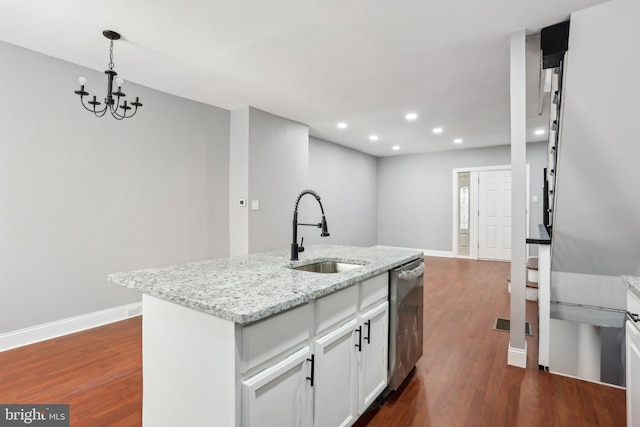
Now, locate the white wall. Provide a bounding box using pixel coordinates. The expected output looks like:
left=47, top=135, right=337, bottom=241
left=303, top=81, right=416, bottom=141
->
left=307, top=137, right=378, bottom=247
left=0, top=41, right=230, bottom=334
left=247, top=108, right=309, bottom=254
left=551, top=0, right=640, bottom=278
left=377, top=143, right=547, bottom=253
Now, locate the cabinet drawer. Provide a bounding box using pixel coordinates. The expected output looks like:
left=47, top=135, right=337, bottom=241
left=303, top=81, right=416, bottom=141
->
left=361, top=273, right=388, bottom=311
left=315, top=285, right=359, bottom=335
left=241, top=302, right=312, bottom=374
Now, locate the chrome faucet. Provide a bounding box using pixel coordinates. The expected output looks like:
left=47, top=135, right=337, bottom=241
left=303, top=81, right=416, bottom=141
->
left=291, top=189, right=330, bottom=261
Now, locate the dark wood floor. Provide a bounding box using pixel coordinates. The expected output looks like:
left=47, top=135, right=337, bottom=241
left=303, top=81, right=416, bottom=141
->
left=356, top=257, right=626, bottom=427
left=0, top=257, right=626, bottom=426
left=0, top=317, right=142, bottom=426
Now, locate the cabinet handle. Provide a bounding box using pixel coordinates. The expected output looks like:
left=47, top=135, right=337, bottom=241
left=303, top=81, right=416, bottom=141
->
left=355, top=326, right=362, bottom=352
left=628, top=312, right=640, bottom=323
left=306, top=354, right=315, bottom=387
left=364, top=320, right=371, bottom=344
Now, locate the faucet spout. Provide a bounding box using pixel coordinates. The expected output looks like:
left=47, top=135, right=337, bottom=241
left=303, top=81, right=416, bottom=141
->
left=291, top=190, right=330, bottom=261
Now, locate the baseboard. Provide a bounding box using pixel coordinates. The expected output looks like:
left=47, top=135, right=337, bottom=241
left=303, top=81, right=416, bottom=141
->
left=0, top=302, right=142, bottom=352
left=422, top=249, right=454, bottom=258
left=507, top=341, right=528, bottom=368
left=547, top=370, right=626, bottom=390
left=372, top=245, right=453, bottom=258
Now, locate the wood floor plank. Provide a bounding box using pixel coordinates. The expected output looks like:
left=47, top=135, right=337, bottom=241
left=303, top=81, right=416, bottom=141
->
left=0, top=257, right=626, bottom=426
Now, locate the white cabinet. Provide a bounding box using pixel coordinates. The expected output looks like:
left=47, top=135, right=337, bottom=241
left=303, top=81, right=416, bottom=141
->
left=626, top=320, right=640, bottom=427
left=242, top=346, right=313, bottom=427
left=313, top=319, right=359, bottom=427
left=358, top=301, right=389, bottom=413
left=311, top=277, right=389, bottom=427
left=627, top=287, right=640, bottom=427
left=240, top=273, right=389, bottom=427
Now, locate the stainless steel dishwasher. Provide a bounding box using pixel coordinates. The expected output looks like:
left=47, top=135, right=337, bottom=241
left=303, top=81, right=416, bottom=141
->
left=388, top=257, right=425, bottom=391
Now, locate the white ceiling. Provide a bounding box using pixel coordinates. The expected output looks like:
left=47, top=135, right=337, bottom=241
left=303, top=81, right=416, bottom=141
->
left=0, top=0, right=609, bottom=156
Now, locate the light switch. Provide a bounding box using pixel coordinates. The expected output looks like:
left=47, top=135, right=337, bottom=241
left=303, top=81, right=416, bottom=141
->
left=532, top=195, right=538, bottom=203
left=251, top=200, right=260, bottom=210
left=239, top=199, right=246, bottom=207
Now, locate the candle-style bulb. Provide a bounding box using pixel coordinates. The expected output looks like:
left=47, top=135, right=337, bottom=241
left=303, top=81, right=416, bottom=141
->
left=78, top=77, right=87, bottom=86
left=115, top=77, right=124, bottom=87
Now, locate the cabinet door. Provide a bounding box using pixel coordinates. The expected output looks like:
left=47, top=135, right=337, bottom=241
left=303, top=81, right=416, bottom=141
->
left=314, top=319, right=358, bottom=427
left=627, top=321, right=640, bottom=427
left=359, top=301, right=389, bottom=413
left=242, top=346, right=312, bottom=427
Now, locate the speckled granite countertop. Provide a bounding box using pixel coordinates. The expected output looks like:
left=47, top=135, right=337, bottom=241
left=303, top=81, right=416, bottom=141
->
left=624, top=276, right=640, bottom=299
left=108, top=245, right=423, bottom=324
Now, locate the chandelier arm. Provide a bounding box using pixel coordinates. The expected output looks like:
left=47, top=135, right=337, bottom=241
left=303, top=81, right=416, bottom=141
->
left=80, top=97, right=97, bottom=113
left=94, top=107, right=108, bottom=118
left=110, top=109, right=126, bottom=120
left=109, top=104, right=128, bottom=120
left=112, top=95, right=125, bottom=114
left=110, top=105, right=124, bottom=119
left=80, top=96, right=107, bottom=115
left=126, top=106, right=139, bottom=119
left=93, top=100, right=108, bottom=116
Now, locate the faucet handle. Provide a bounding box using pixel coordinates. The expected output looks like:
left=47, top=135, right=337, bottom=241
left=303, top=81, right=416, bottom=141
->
left=320, top=216, right=330, bottom=237
left=299, top=237, right=305, bottom=253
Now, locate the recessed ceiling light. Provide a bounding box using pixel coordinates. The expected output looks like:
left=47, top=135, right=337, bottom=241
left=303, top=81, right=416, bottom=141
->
left=454, top=138, right=463, bottom=144
left=392, top=145, right=400, bottom=151
left=534, top=129, right=546, bottom=135
left=405, top=113, right=418, bottom=121
left=369, top=135, right=379, bottom=141
left=337, top=122, right=348, bottom=129
left=432, top=127, right=443, bottom=134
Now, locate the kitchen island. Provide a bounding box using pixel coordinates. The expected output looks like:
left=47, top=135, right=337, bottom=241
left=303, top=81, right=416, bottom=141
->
left=109, top=245, right=423, bottom=427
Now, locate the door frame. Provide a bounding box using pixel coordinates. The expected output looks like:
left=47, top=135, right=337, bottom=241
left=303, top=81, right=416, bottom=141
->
left=452, top=164, right=530, bottom=260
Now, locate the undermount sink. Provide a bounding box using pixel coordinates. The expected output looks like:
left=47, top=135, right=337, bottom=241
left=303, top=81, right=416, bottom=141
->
left=289, top=260, right=364, bottom=274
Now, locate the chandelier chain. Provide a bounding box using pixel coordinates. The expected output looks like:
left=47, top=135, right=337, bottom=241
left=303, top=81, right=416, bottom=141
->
left=108, top=40, right=114, bottom=70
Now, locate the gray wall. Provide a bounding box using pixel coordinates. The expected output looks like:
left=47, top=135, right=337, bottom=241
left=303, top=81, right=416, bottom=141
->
left=552, top=0, right=640, bottom=276
left=0, top=41, right=230, bottom=334
left=248, top=108, right=309, bottom=254
left=377, top=142, right=547, bottom=252
left=229, top=107, right=250, bottom=256
left=307, top=137, right=378, bottom=247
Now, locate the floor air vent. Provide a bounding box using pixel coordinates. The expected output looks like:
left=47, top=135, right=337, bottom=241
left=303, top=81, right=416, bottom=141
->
left=493, top=317, right=533, bottom=336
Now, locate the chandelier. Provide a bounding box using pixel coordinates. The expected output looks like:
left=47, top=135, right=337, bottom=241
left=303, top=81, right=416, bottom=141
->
left=74, top=30, right=142, bottom=120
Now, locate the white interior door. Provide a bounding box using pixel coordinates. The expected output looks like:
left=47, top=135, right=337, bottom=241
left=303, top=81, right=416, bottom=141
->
left=478, top=169, right=512, bottom=261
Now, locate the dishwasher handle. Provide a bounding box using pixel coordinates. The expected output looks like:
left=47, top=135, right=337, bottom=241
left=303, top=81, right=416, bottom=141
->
left=397, top=262, right=425, bottom=281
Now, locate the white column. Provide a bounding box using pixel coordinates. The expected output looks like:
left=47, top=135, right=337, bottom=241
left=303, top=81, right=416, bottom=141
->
left=229, top=107, right=250, bottom=257
left=537, top=244, right=551, bottom=369
left=508, top=29, right=528, bottom=368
